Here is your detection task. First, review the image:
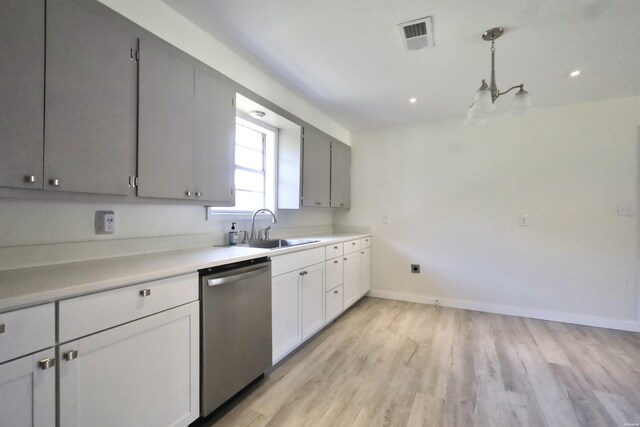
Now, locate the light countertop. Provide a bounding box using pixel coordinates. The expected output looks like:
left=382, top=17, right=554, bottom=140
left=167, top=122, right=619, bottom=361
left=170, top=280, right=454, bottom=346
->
left=0, top=234, right=370, bottom=313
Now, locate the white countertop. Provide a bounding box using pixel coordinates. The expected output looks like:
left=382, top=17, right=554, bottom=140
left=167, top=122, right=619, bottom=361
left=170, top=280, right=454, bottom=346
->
left=0, top=234, right=369, bottom=313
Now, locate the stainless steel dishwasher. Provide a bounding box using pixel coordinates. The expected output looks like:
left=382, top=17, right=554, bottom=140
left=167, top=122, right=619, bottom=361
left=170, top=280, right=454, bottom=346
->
left=199, top=257, right=272, bottom=417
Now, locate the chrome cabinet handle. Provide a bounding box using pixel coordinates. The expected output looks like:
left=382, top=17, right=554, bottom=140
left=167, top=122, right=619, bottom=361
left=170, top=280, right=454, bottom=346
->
left=64, top=350, right=78, bottom=361
left=139, top=288, right=151, bottom=297
left=185, top=191, right=192, bottom=196
left=25, top=175, right=37, bottom=183
left=0, top=323, right=5, bottom=334
left=49, top=178, right=60, bottom=186
left=195, top=191, right=202, bottom=197
left=39, top=357, right=56, bottom=370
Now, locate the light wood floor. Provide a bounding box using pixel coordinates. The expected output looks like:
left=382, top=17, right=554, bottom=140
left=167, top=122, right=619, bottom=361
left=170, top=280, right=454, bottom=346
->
left=202, top=297, right=640, bottom=427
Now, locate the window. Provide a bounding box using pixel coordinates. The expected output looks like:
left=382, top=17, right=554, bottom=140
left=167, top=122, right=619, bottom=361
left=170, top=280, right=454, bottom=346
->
left=213, top=116, right=276, bottom=213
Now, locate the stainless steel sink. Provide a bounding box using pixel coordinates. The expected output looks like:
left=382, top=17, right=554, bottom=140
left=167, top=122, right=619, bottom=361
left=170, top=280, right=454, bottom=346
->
left=241, top=239, right=319, bottom=249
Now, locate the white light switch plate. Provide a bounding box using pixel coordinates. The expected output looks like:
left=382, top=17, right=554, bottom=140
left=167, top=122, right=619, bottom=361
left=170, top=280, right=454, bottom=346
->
left=617, top=204, right=634, bottom=217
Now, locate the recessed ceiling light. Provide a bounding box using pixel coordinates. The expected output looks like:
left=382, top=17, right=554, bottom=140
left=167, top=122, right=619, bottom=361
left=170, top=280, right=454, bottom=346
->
left=569, top=70, right=581, bottom=77
left=249, top=110, right=266, bottom=118
left=409, top=97, right=418, bottom=104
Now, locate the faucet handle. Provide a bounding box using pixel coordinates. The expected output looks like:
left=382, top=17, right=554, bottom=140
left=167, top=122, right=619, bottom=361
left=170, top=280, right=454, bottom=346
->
left=264, top=226, right=271, bottom=240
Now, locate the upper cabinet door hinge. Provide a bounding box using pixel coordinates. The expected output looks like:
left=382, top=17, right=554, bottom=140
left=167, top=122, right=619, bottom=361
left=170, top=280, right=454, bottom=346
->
left=129, top=176, right=138, bottom=188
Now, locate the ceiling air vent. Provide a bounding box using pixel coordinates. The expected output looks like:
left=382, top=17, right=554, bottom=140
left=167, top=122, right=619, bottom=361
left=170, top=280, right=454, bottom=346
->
left=398, top=16, right=434, bottom=51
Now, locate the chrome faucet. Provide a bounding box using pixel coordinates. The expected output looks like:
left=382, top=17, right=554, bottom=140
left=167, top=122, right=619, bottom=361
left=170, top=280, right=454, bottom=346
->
left=250, top=209, right=277, bottom=241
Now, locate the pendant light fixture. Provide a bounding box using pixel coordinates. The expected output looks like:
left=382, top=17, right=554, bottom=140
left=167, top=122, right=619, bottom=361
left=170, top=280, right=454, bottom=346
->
left=464, top=27, right=533, bottom=126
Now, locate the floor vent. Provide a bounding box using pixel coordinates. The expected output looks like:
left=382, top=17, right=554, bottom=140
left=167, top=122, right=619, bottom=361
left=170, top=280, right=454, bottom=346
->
left=398, top=16, right=434, bottom=51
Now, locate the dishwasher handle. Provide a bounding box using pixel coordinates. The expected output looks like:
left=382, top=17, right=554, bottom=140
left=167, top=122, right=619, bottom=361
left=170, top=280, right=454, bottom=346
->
left=206, top=263, right=270, bottom=287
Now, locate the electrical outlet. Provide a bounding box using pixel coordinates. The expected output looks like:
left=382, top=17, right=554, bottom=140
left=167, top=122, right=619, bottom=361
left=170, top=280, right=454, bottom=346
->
left=519, top=214, right=529, bottom=227
left=411, top=264, right=420, bottom=274
left=95, top=210, right=115, bottom=234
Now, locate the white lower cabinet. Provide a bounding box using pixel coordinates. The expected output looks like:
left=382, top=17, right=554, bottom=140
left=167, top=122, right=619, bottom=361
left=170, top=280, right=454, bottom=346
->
left=272, top=262, right=325, bottom=363
left=301, top=262, right=325, bottom=340
left=59, top=301, right=199, bottom=427
left=343, top=251, right=361, bottom=309
left=360, top=246, right=371, bottom=296
left=0, top=349, right=56, bottom=427
left=325, top=284, right=343, bottom=323
left=271, top=247, right=326, bottom=364
left=272, top=270, right=302, bottom=362
left=0, top=303, right=56, bottom=427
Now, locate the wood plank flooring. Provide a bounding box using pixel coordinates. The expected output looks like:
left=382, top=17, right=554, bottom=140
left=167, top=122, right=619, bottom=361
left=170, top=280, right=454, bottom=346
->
left=198, top=297, right=640, bottom=427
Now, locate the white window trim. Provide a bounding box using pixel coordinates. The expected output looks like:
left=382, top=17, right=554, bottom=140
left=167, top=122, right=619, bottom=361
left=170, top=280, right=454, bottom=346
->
left=208, top=114, right=278, bottom=216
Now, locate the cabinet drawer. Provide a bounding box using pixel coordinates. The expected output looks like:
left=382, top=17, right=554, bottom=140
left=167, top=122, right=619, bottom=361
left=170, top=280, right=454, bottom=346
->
left=325, top=243, right=343, bottom=259
left=271, top=247, right=325, bottom=277
left=59, top=272, right=198, bottom=343
left=325, top=285, right=343, bottom=323
left=344, top=239, right=361, bottom=254
left=325, top=257, right=343, bottom=292
left=360, top=236, right=371, bottom=248
left=0, top=304, right=55, bottom=364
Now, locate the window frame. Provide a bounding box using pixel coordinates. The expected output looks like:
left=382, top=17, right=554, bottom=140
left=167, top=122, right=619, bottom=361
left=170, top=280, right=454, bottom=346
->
left=209, top=113, right=278, bottom=216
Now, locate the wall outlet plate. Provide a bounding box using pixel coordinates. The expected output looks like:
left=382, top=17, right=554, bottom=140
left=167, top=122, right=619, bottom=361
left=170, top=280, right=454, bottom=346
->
left=95, top=210, right=115, bottom=234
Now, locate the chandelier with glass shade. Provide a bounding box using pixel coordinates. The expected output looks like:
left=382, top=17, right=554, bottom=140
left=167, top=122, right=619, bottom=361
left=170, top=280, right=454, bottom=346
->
left=464, top=27, right=533, bottom=126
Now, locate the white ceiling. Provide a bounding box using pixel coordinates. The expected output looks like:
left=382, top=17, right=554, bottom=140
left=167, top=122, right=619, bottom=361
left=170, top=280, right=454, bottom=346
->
left=163, top=0, right=640, bottom=131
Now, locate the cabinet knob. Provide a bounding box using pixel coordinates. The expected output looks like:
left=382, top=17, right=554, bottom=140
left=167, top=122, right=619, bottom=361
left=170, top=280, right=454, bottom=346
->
left=64, top=350, right=78, bottom=361
left=139, top=288, right=151, bottom=297
left=0, top=323, right=5, bottom=334
left=185, top=191, right=192, bottom=196
left=334, top=290, right=339, bottom=294
left=334, top=246, right=338, bottom=249
left=24, top=175, right=37, bottom=183
left=49, top=178, right=60, bottom=186
left=361, top=252, right=365, bottom=255
left=343, top=258, right=347, bottom=261
left=38, top=357, right=56, bottom=370
left=195, top=191, right=202, bottom=197
left=334, top=260, right=339, bottom=264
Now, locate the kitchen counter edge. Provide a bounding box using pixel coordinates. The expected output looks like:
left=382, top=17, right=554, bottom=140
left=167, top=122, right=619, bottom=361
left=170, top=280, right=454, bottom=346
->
left=0, top=234, right=371, bottom=313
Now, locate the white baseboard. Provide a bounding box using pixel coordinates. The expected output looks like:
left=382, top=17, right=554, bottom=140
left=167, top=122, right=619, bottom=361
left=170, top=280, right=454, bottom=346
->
left=368, top=290, right=640, bottom=333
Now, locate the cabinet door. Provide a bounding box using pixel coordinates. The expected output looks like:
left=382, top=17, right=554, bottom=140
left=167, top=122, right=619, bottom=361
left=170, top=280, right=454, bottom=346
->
left=325, top=285, right=344, bottom=323
left=0, top=0, right=44, bottom=190
left=343, top=251, right=361, bottom=309
left=325, top=256, right=344, bottom=291
left=330, top=141, right=351, bottom=208
left=194, top=68, right=235, bottom=204
left=45, top=0, right=137, bottom=195
left=272, top=271, right=301, bottom=363
left=360, top=247, right=371, bottom=296
left=138, top=37, right=195, bottom=200
left=302, top=127, right=331, bottom=207
left=301, top=263, right=325, bottom=340
left=59, top=302, right=199, bottom=427
left=0, top=349, right=56, bottom=427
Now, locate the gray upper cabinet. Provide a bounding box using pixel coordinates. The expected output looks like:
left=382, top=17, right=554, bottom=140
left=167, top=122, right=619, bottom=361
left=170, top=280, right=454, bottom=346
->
left=138, top=36, right=195, bottom=200
left=330, top=141, right=351, bottom=209
left=194, top=67, right=236, bottom=205
left=302, top=127, right=331, bottom=208
left=0, top=0, right=44, bottom=190
left=45, top=0, right=138, bottom=196
left=138, top=37, right=237, bottom=204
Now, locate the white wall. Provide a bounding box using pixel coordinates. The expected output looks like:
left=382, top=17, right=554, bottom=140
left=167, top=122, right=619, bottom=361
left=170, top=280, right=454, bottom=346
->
left=336, top=96, right=640, bottom=330
left=0, top=199, right=333, bottom=270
